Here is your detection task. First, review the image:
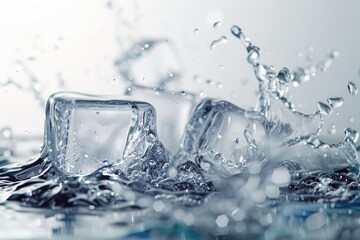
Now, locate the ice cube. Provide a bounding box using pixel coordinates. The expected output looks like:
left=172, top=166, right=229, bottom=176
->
left=178, top=99, right=269, bottom=176
left=115, top=39, right=181, bottom=88
left=44, top=92, right=157, bottom=176
left=127, top=85, right=196, bottom=155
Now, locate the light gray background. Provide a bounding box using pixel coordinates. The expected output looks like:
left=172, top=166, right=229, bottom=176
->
left=0, top=0, right=359, bottom=144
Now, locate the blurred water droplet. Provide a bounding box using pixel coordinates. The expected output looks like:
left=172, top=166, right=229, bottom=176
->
left=1, top=127, right=13, bottom=139
left=347, top=81, right=358, bottom=96
left=345, top=128, right=359, bottom=143
left=216, top=214, right=229, bottom=228
left=330, top=50, right=339, bottom=59
left=210, top=36, right=227, bottom=50
left=317, top=102, right=332, bottom=115
left=213, top=21, right=222, bottom=28
left=327, top=97, right=344, bottom=108
left=193, top=75, right=201, bottom=83
left=231, top=25, right=242, bottom=38
left=327, top=124, right=336, bottom=135
left=194, top=28, right=199, bottom=34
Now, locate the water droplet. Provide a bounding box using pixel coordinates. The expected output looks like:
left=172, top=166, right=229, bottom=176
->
left=168, top=167, right=177, bottom=179
left=210, top=36, right=227, bottom=50
left=247, top=45, right=260, bottom=64
left=327, top=124, right=336, bottom=135
left=233, top=137, right=240, bottom=145
left=277, top=68, right=292, bottom=83
left=95, top=111, right=100, bottom=115
left=1, top=127, right=13, bottom=139
left=200, top=160, right=211, bottom=171
left=193, top=75, right=201, bottom=83
left=213, top=21, right=222, bottom=28
left=345, top=128, right=359, bottom=143
left=216, top=82, right=223, bottom=89
left=219, top=65, right=224, bottom=70
left=205, top=79, right=213, bottom=85
left=231, top=25, right=242, bottom=38
left=347, top=81, right=358, bottom=96
left=317, top=102, right=332, bottom=115
left=307, top=46, right=315, bottom=52
left=180, top=90, right=186, bottom=96
left=216, top=214, right=229, bottom=228
left=327, top=97, right=344, bottom=108
left=194, top=28, right=199, bottom=34
left=330, top=50, right=339, bottom=59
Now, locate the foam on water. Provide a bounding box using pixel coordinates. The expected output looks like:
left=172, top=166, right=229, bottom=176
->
left=1, top=25, right=360, bottom=239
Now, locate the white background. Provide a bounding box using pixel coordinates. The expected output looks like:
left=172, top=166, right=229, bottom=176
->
left=0, top=0, right=359, bottom=143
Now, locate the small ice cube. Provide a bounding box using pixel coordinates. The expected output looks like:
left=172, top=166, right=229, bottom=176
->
left=44, top=92, right=157, bottom=176
left=178, top=99, right=268, bottom=176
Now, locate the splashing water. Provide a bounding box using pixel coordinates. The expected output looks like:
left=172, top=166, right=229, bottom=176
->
left=1, top=24, right=360, bottom=240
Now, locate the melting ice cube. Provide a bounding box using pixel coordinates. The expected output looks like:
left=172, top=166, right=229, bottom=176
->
left=127, top=85, right=196, bottom=155
left=44, top=92, right=157, bottom=176
left=178, top=99, right=269, bottom=176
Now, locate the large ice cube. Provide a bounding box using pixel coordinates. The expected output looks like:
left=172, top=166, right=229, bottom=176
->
left=127, top=85, right=196, bottom=155
left=44, top=92, right=157, bottom=176
left=115, top=39, right=181, bottom=88
left=178, top=99, right=269, bottom=176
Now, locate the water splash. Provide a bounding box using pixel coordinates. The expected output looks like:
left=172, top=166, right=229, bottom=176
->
left=0, top=24, right=360, bottom=239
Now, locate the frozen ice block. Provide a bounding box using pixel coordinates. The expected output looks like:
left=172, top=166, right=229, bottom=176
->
left=44, top=92, right=157, bottom=176
left=178, top=99, right=269, bottom=176
left=127, top=85, right=196, bottom=155
left=115, top=39, right=181, bottom=88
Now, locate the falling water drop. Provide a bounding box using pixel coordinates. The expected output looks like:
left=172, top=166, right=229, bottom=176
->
left=231, top=25, right=242, bottom=38
left=210, top=36, right=228, bottom=50
left=213, top=21, right=222, bottom=28
left=317, top=102, right=332, bottom=115
left=347, top=81, right=358, bottom=96
left=327, top=97, right=344, bottom=108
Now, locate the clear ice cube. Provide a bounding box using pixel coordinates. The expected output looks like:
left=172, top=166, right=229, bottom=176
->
left=127, top=85, right=196, bottom=155
left=44, top=92, right=157, bottom=176
left=115, top=39, right=181, bottom=88
left=178, top=99, right=269, bottom=176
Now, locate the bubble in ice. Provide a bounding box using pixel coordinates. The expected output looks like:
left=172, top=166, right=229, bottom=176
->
left=210, top=36, right=227, bottom=50
left=347, top=81, right=358, bottom=96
